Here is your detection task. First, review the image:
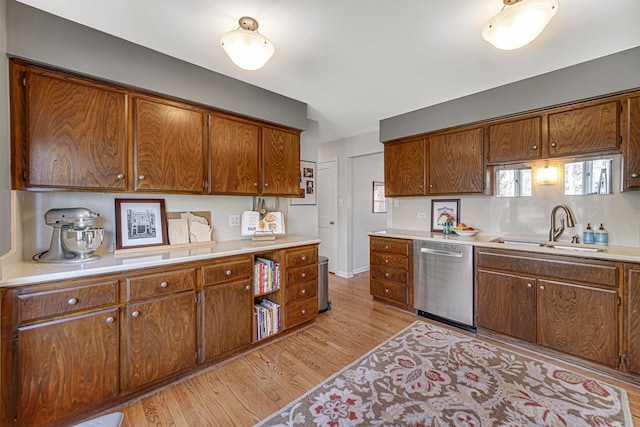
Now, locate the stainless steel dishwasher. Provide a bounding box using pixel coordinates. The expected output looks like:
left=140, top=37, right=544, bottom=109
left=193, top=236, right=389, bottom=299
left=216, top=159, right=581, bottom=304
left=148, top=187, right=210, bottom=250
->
left=413, top=240, right=475, bottom=332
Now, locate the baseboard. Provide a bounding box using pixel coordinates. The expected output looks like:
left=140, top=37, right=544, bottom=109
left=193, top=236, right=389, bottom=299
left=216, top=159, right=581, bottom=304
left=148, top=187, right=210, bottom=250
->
left=334, top=271, right=354, bottom=279
left=352, top=266, right=370, bottom=275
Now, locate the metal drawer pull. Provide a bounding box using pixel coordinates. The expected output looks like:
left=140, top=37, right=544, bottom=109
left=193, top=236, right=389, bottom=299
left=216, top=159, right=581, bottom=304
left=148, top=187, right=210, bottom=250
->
left=385, top=259, right=390, bottom=263
left=540, top=285, right=545, bottom=290
left=551, top=142, right=557, bottom=147
left=527, top=283, right=533, bottom=288
left=420, top=247, right=462, bottom=258
left=385, top=289, right=390, bottom=293
left=301, top=289, right=306, bottom=294
left=301, top=272, right=307, bottom=278
left=131, top=310, right=140, bottom=318
left=245, top=285, right=251, bottom=290
left=106, top=317, right=115, bottom=323
left=301, top=256, right=307, bottom=261
left=632, top=173, right=639, bottom=178
left=226, top=270, right=232, bottom=276
left=301, top=309, right=306, bottom=314
left=385, top=245, right=389, bottom=250
left=138, top=174, right=145, bottom=180
left=68, top=298, right=78, bottom=305
left=117, top=173, right=124, bottom=180
left=531, top=145, right=538, bottom=150
left=160, top=281, right=168, bottom=288
left=385, top=272, right=390, bottom=277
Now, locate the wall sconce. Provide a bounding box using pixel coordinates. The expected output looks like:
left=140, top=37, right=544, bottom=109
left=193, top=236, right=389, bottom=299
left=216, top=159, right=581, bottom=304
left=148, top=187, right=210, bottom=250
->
left=221, top=16, right=275, bottom=70
left=536, top=165, right=558, bottom=185
left=482, top=0, right=558, bottom=50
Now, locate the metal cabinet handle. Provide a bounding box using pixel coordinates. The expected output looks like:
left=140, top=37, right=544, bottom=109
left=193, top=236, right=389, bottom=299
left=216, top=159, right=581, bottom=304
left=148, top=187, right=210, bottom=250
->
left=301, top=309, right=306, bottom=315
left=385, top=288, right=390, bottom=293
left=551, top=142, right=557, bottom=148
left=106, top=316, right=115, bottom=323
left=301, top=272, right=307, bottom=278
left=385, top=259, right=389, bottom=264
left=632, top=173, right=640, bottom=178
left=68, top=298, right=78, bottom=305
left=531, top=145, right=538, bottom=150
left=301, top=256, right=307, bottom=261
left=429, top=184, right=433, bottom=188
left=131, top=310, right=140, bottom=318
left=540, top=285, right=545, bottom=290
left=301, top=289, right=306, bottom=294
left=245, top=285, right=251, bottom=291
left=419, top=184, right=423, bottom=189
left=160, top=281, right=168, bottom=288
left=264, top=183, right=269, bottom=188
left=138, top=175, right=145, bottom=181
left=527, top=283, right=533, bottom=288
left=385, top=272, right=390, bottom=277
left=384, top=245, right=389, bottom=250
left=226, top=270, right=232, bottom=276
left=117, top=173, right=124, bottom=180
left=254, top=182, right=259, bottom=187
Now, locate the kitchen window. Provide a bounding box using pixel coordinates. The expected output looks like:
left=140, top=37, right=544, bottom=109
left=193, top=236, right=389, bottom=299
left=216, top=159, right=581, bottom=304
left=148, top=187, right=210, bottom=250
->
left=372, top=181, right=387, bottom=213
left=495, top=168, right=532, bottom=197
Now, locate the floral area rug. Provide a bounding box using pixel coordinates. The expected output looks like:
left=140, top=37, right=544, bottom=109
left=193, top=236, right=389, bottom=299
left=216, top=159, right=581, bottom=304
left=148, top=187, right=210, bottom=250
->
left=255, top=321, right=633, bottom=427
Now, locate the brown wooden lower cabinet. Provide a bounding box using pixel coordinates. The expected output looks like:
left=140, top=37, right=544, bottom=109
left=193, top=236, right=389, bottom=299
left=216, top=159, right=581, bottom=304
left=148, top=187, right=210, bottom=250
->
left=1, top=243, right=319, bottom=426
left=627, top=264, right=640, bottom=375
left=369, top=236, right=413, bottom=309
left=476, top=248, right=622, bottom=370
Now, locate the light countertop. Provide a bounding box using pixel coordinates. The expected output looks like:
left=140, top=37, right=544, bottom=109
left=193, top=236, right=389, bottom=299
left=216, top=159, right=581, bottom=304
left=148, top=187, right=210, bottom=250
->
left=369, top=229, right=640, bottom=263
left=1, top=235, right=321, bottom=288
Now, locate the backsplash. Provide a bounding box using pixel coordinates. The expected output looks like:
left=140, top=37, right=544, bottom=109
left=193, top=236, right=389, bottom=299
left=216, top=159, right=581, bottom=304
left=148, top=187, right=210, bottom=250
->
left=388, top=165, right=640, bottom=248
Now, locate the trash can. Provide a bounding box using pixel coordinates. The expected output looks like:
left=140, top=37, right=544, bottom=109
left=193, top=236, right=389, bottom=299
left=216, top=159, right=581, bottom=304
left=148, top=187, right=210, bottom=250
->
left=318, top=256, right=330, bottom=313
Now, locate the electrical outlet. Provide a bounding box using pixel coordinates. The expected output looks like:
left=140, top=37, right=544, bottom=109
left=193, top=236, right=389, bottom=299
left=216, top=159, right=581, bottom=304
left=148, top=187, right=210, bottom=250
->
left=417, top=212, right=427, bottom=219
left=228, top=215, right=240, bottom=227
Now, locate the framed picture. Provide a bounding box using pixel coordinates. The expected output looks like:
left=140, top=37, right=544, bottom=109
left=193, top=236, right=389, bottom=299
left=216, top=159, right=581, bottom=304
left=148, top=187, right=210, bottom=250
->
left=115, top=198, right=168, bottom=250
left=431, top=199, right=460, bottom=232
left=290, top=160, right=317, bottom=205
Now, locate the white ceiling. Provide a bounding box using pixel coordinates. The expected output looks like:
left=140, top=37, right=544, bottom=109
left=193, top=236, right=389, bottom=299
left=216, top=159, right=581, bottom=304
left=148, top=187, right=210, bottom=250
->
left=15, top=0, right=640, bottom=145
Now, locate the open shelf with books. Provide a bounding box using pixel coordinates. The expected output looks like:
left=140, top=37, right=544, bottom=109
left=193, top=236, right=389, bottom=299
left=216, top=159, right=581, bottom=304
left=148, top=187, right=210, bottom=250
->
left=252, top=250, right=283, bottom=341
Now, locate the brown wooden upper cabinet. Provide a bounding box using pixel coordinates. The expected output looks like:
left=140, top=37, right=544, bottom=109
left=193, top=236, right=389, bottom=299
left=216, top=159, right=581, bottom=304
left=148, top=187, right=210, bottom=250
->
left=133, top=97, right=207, bottom=193
left=261, top=126, right=301, bottom=196
left=428, top=127, right=484, bottom=194
left=11, top=63, right=129, bottom=191
left=488, top=116, right=542, bottom=163
left=209, top=113, right=261, bottom=195
left=623, top=95, right=640, bottom=190
left=384, top=136, right=427, bottom=197
left=547, top=101, right=619, bottom=157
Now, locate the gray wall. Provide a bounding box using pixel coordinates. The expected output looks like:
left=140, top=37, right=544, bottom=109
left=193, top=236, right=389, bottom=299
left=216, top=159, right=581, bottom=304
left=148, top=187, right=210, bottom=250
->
left=380, top=46, right=640, bottom=142
left=6, top=1, right=307, bottom=130
left=0, top=0, right=10, bottom=256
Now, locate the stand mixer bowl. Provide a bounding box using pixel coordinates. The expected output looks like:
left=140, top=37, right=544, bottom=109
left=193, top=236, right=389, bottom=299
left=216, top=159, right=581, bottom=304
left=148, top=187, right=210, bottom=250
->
left=61, top=228, right=105, bottom=258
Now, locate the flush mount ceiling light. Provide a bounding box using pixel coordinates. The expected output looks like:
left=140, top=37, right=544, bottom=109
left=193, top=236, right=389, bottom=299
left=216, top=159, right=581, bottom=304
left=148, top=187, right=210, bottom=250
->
left=482, top=0, right=558, bottom=50
left=220, top=16, right=275, bottom=70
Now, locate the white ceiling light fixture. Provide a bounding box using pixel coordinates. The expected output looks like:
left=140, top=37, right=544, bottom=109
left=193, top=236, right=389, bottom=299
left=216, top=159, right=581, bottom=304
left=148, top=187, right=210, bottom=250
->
left=220, top=16, right=275, bottom=70
left=482, top=0, right=558, bottom=50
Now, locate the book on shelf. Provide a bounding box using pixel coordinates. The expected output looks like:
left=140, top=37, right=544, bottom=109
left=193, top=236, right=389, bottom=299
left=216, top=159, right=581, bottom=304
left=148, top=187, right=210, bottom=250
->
left=254, top=299, right=281, bottom=340
left=254, top=257, right=280, bottom=295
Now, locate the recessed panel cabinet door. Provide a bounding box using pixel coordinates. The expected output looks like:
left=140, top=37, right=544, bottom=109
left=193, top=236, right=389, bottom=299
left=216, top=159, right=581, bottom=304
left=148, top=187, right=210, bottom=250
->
left=624, top=96, right=640, bottom=190
left=17, top=309, right=118, bottom=427
left=476, top=270, right=536, bottom=342
left=25, top=70, right=128, bottom=190
left=627, top=267, right=640, bottom=375
left=262, top=126, right=300, bottom=196
left=123, top=292, right=197, bottom=391
left=429, top=127, right=484, bottom=194
left=536, top=280, right=618, bottom=367
left=202, top=280, right=253, bottom=360
left=209, top=114, right=260, bottom=194
left=488, top=117, right=542, bottom=163
left=384, top=137, right=426, bottom=197
left=134, top=97, right=206, bottom=193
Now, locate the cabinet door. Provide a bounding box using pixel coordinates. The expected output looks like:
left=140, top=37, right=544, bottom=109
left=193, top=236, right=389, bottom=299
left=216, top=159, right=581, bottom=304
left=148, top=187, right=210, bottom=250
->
left=476, top=270, right=536, bottom=342
left=429, top=127, right=484, bottom=194
left=384, top=137, right=426, bottom=197
left=17, top=309, right=118, bottom=427
left=627, top=267, right=640, bottom=375
left=23, top=69, right=128, bottom=190
left=548, top=101, right=619, bottom=157
left=488, top=117, right=542, bottom=163
left=536, top=280, right=618, bottom=367
left=134, top=97, right=206, bottom=193
left=123, top=292, right=197, bottom=391
left=209, top=114, right=260, bottom=194
left=202, top=280, right=253, bottom=361
left=262, top=126, right=300, bottom=196
left=623, top=96, right=640, bottom=190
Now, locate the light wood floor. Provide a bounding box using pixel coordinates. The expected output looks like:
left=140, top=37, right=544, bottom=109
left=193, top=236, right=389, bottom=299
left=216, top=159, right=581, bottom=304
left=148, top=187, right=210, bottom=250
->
left=113, top=272, right=640, bottom=426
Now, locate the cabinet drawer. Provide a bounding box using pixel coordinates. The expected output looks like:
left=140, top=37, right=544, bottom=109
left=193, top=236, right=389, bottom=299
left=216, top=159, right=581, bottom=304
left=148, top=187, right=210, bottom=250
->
left=286, top=280, right=318, bottom=303
left=285, top=297, right=317, bottom=328
left=370, top=252, right=408, bottom=270
left=370, top=279, right=408, bottom=305
left=126, top=268, right=195, bottom=301
left=286, top=264, right=317, bottom=285
left=370, top=238, right=409, bottom=256
left=476, top=250, right=618, bottom=287
left=285, top=246, right=318, bottom=267
left=201, top=257, right=253, bottom=285
left=18, top=280, right=118, bottom=323
left=370, top=265, right=408, bottom=285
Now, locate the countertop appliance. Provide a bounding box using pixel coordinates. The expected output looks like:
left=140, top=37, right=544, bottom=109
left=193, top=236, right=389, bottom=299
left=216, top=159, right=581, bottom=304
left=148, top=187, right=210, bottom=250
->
left=34, top=207, right=104, bottom=263
left=413, top=240, right=475, bottom=332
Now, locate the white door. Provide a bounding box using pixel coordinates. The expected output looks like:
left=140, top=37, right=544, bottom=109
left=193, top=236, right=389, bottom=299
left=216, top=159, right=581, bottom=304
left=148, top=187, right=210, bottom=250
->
left=318, top=160, right=338, bottom=273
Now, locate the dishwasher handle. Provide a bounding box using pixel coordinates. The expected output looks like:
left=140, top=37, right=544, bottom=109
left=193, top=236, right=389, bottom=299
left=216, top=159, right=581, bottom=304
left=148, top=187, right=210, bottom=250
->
left=420, top=247, right=463, bottom=258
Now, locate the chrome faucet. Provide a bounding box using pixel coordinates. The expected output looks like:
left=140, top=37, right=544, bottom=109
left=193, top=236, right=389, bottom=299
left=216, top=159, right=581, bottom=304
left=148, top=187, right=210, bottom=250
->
left=549, top=204, right=577, bottom=242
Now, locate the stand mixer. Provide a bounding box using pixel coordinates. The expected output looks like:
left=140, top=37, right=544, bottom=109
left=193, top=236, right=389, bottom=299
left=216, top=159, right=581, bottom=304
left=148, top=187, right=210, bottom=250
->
left=35, top=208, right=105, bottom=263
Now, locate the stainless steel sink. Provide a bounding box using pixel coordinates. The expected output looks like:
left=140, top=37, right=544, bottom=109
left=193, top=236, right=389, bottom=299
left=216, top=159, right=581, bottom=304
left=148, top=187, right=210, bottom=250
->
left=491, top=238, right=607, bottom=253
